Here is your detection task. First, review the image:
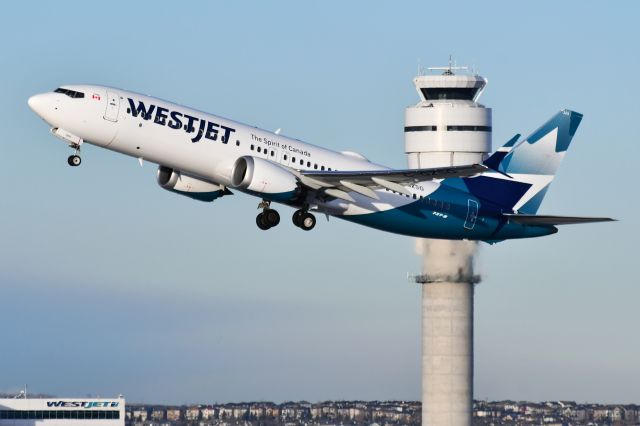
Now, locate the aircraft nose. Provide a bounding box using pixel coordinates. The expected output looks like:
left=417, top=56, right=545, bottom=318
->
left=28, top=94, right=46, bottom=115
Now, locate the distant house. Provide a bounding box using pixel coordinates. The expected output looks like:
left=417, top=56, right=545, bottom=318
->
left=132, top=408, right=148, bottom=422
left=185, top=406, right=200, bottom=421
left=165, top=408, right=180, bottom=422
left=151, top=408, right=165, bottom=421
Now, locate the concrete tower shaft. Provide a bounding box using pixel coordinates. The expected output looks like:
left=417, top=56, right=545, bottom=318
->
left=417, top=240, right=479, bottom=426
left=406, top=65, right=491, bottom=426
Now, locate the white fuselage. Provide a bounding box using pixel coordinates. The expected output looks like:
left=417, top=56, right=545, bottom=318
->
left=28, top=85, right=439, bottom=217
left=28, top=85, right=586, bottom=241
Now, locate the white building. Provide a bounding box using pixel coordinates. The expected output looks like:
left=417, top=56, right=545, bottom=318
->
left=0, top=397, right=125, bottom=426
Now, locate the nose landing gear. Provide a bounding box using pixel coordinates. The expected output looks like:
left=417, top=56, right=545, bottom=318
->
left=67, top=142, right=82, bottom=167
left=67, top=154, right=81, bottom=166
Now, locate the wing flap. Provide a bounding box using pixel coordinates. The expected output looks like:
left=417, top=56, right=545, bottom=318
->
left=324, top=188, right=355, bottom=202
left=339, top=180, right=380, bottom=200
left=504, top=214, right=616, bottom=225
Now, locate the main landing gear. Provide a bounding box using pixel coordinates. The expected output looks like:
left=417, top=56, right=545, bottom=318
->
left=256, top=200, right=281, bottom=230
left=292, top=209, right=316, bottom=231
left=256, top=209, right=280, bottom=230
left=255, top=201, right=316, bottom=231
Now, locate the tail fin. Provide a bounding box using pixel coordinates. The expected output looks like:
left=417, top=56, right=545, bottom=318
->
left=483, top=133, right=520, bottom=171
left=462, top=109, right=583, bottom=213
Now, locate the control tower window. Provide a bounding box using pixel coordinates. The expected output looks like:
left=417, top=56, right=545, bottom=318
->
left=54, top=88, right=85, bottom=98
left=447, top=125, right=492, bottom=132
left=405, top=125, right=437, bottom=132
left=421, top=87, right=477, bottom=101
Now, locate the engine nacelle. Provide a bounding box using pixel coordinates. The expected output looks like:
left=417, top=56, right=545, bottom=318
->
left=157, top=166, right=227, bottom=202
left=231, top=156, right=300, bottom=201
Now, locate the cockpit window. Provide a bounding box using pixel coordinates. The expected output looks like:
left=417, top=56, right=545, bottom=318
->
left=54, top=88, right=85, bottom=99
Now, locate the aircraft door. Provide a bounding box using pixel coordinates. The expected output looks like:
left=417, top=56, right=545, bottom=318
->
left=103, top=91, right=120, bottom=122
left=464, top=199, right=479, bottom=230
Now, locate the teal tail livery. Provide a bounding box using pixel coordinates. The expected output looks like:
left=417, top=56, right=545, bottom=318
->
left=468, top=109, right=582, bottom=214
left=28, top=85, right=614, bottom=242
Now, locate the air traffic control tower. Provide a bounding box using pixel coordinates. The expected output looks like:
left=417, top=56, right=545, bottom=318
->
left=406, top=62, right=490, bottom=426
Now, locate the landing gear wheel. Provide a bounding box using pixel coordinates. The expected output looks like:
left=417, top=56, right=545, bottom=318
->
left=67, top=155, right=81, bottom=167
left=256, top=213, right=271, bottom=230
left=263, top=209, right=280, bottom=227
left=299, top=212, right=316, bottom=231
left=292, top=210, right=305, bottom=227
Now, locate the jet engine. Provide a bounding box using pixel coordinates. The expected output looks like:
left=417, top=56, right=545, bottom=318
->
left=157, top=166, right=228, bottom=202
left=231, top=156, right=300, bottom=201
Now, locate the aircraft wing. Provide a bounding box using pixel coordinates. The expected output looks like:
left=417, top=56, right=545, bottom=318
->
left=293, top=163, right=488, bottom=201
left=503, top=214, right=616, bottom=225
left=293, top=164, right=490, bottom=201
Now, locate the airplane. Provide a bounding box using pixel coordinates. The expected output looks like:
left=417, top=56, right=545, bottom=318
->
left=27, top=85, right=613, bottom=243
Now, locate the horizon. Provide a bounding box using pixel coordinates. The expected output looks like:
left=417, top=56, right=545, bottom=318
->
left=2, top=393, right=636, bottom=408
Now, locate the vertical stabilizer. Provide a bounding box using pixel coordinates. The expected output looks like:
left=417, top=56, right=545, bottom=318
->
left=463, top=110, right=582, bottom=213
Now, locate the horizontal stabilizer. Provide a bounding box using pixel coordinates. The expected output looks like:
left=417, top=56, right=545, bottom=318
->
left=503, top=214, right=616, bottom=226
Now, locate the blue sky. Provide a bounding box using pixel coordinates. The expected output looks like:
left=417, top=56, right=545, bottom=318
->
left=1, top=1, right=638, bottom=404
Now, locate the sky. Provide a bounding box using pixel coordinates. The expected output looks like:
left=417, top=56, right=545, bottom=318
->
left=0, top=0, right=638, bottom=405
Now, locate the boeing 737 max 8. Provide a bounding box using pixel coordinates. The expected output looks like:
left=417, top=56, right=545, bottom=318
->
left=27, top=85, right=613, bottom=243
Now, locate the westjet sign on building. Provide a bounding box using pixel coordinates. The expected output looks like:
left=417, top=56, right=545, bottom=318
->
left=0, top=397, right=124, bottom=426
left=45, top=401, right=120, bottom=409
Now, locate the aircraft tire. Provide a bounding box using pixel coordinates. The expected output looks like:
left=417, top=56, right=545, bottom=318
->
left=68, top=155, right=81, bottom=167
left=292, top=210, right=305, bottom=227
left=300, top=212, right=316, bottom=231
left=256, top=213, right=271, bottom=230
left=264, top=209, right=280, bottom=227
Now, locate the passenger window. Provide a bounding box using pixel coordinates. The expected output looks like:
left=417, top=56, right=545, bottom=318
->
left=270, top=150, right=274, bottom=157
left=257, top=147, right=261, bottom=153
left=284, top=154, right=288, bottom=161
left=307, top=161, right=311, bottom=167
left=314, top=164, right=318, bottom=169
left=251, top=144, right=254, bottom=150
left=321, top=166, right=325, bottom=171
